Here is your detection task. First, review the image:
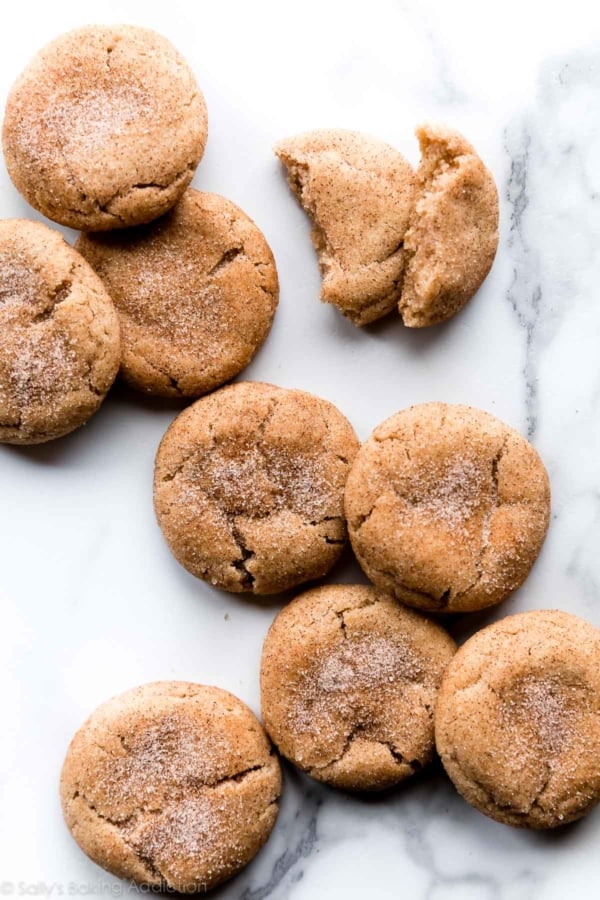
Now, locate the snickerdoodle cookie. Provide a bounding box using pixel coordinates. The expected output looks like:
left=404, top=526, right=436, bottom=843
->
left=77, top=190, right=278, bottom=397
left=399, top=124, right=499, bottom=327
left=154, top=382, right=359, bottom=594
left=261, top=584, right=456, bottom=790
left=60, top=682, right=281, bottom=892
left=276, top=125, right=497, bottom=328
left=3, top=25, right=207, bottom=231
left=435, top=610, right=600, bottom=828
left=345, top=403, right=550, bottom=613
left=0, top=219, right=120, bottom=444
left=275, top=129, right=416, bottom=325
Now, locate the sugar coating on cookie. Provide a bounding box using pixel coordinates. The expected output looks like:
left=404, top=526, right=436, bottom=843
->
left=345, top=403, right=550, bottom=613
left=3, top=25, right=207, bottom=231
left=60, top=682, right=281, bottom=892
left=77, top=190, right=278, bottom=397
left=435, top=610, right=600, bottom=828
left=261, top=584, right=456, bottom=790
left=399, top=124, right=499, bottom=327
left=275, top=129, right=416, bottom=326
left=154, top=382, right=359, bottom=594
left=0, top=219, right=120, bottom=444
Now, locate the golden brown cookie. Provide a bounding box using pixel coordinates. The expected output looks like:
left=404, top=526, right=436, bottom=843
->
left=154, top=382, right=359, bottom=594
left=399, top=124, right=499, bottom=327
left=77, top=190, right=278, bottom=397
left=345, top=403, right=550, bottom=613
left=0, top=219, right=120, bottom=444
left=60, top=682, right=281, bottom=892
left=275, top=129, right=416, bottom=325
left=261, top=584, right=456, bottom=790
left=435, top=610, right=600, bottom=829
left=3, top=25, right=207, bottom=231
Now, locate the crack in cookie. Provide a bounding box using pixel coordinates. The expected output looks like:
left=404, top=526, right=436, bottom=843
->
left=345, top=402, right=550, bottom=613
left=61, top=682, right=281, bottom=893
left=77, top=189, right=279, bottom=398
left=3, top=26, right=207, bottom=231
left=261, top=585, right=456, bottom=791
left=0, top=219, right=120, bottom=445
left=153, top=382, right=359, bottom=594
left=436, top=611, right=600, bottom=828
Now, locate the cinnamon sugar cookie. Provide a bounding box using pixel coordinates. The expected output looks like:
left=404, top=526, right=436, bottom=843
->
left=77, top=190, right=278, bottom=397
left=60, top=682, right=281, bottom=892
left=435, top=610, right=600, bottom=828
left=261, top=584, right=456, bottom=790
left=276, top=125, right=497, bottom=328
left=275, top=129, right=416, bottom=325
left=345, top=403, right=550, bottom=613
left=153, top=382, right=359, bottom=594
left=0, top=219, right=120, bottom=444
left=3, top=25, right=207, bottom=231
left=399, top=124, right=499, bottom=327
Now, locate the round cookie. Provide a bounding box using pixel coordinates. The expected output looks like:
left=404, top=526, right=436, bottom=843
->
left=3, top=25, right=207, bottom=231
left=261, top=584, right=456, bottom=790
left=399, top=124, right=499, bottom=327
left=0, top=219, right=120, bottom=444
left=345, top=402, right=550, bottom=613
left=275, top=129, right=416, bottom=326
left=60, top=682, right=281, bottom=892
left=435, top=610, right=600, bottom=829
left=153, top=382, right=359, bottom=594
left=77, top=190, right=278, bottom=397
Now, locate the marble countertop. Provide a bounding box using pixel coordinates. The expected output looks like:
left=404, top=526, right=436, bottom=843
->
left=2, top=0, right=600, bottom=897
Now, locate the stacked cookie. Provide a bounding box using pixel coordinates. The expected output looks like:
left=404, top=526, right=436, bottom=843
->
left=2, top=20, right=600, bottom=899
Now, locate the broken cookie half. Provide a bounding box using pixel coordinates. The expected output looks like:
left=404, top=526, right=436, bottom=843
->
left=276, top=125, right=498, bottom=329
left=275, top=129, right=416, bottom=326
left=400, top=124, right=499, bottom=327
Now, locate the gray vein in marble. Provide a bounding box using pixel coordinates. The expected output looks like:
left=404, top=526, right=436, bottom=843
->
left=504, top=46, right=600, bottom=439
left=403, top=812, right=541, bottom=900
left=504, top=124, right=541, bottom=438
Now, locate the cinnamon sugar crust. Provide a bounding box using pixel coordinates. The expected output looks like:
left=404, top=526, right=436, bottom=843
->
left=0, top=219, right=120, bottom=444
left=60, top=682, right=281, bottom=892
left=344, top=403, right=550, bottom=613
left=435, top=610, right=600, bottom=828
left=399, top=124, right=499, bottom=327
left=261, top=584, right=456, bottom=790
left=275, top=124, right=498, bottom=328
left=154, top=382, right=359, bottom=594
left=3, top=25, right=207, bottom=231
left=275, top=129, right=416, bottom=325
left=77, top=190, right=278, bottom=397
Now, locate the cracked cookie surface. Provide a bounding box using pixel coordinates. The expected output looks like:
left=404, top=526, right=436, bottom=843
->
left=60, top=681, right=281, bottom=892
left=435, top=610, right=600, bottom=828
left=153, top=382, right=359, bottom=594
left=399, top=124, right=499, bottom=327
left=77, top=190, right=278, bottom=397
left=0, top=219, right=120, bottom=444
left=3, top=25, right=207, bottom=231
left=345, top=403, right=550, bottom=613
left=261, top=584, right=456, bottom=790
left=275, top=129, right=416, bottom=325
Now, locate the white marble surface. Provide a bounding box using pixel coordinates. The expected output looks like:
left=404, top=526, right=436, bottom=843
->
left=2, top=0, right=600, bottom=896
